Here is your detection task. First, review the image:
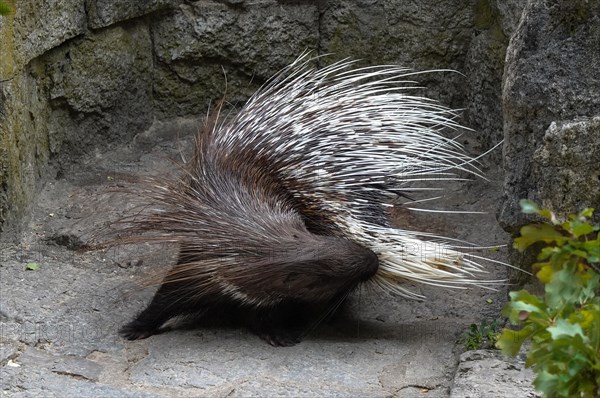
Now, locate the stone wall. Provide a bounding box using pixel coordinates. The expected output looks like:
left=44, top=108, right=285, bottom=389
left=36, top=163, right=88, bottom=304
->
left=2, top=0, right=598, bottom=268
left=499, top=0, right=600, bottom=235
left=0, top=0, right=521, bottom=232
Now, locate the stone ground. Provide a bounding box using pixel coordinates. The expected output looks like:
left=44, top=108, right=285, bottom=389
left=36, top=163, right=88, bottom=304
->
left=0, top=120, right=539, bottom=397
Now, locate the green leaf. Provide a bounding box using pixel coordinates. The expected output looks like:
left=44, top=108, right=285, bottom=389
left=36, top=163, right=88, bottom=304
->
left=547, top=319, right=586, bottom=340
left=25, top=262, right=40, bottom=271
left=536, top=264, right=554, bottom=284
left=545, top=268, right=582, bottom=308
left=579, top=208, right=595, bottom=218
left=508, top=290, right=545, bottom=309
left=514, top=224, right=567, bottom=251
left=537, top=247, right=558, bottom=260
left=584, top=239, right=600, bottom=262
left=570, top=249, right=588, bottom=258
left=519, top=199, right=540, bottom=214
left=503, top=291, right=550, bottom=325
left=510, top=300, right=543, bottom=314
left=496, top=325, right=535, bottom=356
left=572, top=223, right=594, bottom=238
left=0, top=2, right=13, bottom=16
left=533, top=371, right=559, bottom=397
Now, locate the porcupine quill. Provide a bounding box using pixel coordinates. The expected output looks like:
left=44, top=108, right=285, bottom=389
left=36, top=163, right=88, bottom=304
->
left=112, top=53, right=506, bottom=346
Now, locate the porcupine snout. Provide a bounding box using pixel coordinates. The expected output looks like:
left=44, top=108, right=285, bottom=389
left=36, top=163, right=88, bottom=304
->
left=360, top=248, right=379, bottom=281
left=338, top=240, right=379, bottom=282
left=307, top=235, right=379, bottom=284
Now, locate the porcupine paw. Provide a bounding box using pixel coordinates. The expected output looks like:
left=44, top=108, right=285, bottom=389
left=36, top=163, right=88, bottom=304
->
left=119, top=320, right=159, bottom=340
left=258, top=329, right=303, bottom=347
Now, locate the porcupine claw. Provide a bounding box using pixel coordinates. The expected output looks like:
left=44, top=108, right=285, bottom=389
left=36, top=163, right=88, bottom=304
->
left=257, top=329, right=303, bottom=347
left=119, top=320, right=159, bottom=340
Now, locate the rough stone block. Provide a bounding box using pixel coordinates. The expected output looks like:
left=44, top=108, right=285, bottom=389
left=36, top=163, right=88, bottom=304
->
left=87, top=0, right=181, bottom=29
left=451, top=349, right=539, bottom=398
left=151, top=1, right=319, bottom=117
left=44, top=22, right=154, bottom=158
left=500, top=0, right=600, bottom=233
left=11, top=0, right=86, bottom=67
left=319, top=0, right=473, bottom=107
left=533, top=117, right=600, bottom=219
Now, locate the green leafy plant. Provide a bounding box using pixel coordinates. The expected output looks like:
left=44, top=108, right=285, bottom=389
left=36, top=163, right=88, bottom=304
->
left=497, top=200, right=600, bottom=397
left=0, top=1, right=13, bottom=16
left=25, top=262, right=40, bottom=271
left=460, top=319, right=500, bottom=350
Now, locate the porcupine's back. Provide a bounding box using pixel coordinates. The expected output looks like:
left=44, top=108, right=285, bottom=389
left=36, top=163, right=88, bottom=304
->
left=119, top=118, right=379, bottom=308
left=208, top=54, right=492, bottom=298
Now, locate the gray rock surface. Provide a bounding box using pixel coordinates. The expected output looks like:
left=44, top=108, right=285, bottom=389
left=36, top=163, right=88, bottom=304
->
left=10, top=0, right=86, bottom=69
left=87, top=0, right=180, bottom=29
left=0, top=340, right=19, bottom=365
left=319, top=0, right=473, bottom=108
left=0, top=71, right=51, bottom=228
left=462, top=0, right=525, bottom=160
left=450, top=350, right=540, bottom=398
left=499, top=0, right=600, bottom=234
left=0, top=119, right=521, bottom=396
left=44, top=22, right=154, bottom=157
left=493, top=0, right=526, bottom=39
left=1, top=361, right=163, bottom=398
left=151, top=1, right=319, bottom=117
left=533, top=117, right=600, bottom=220
left=19, top=346, right=104, bottom=382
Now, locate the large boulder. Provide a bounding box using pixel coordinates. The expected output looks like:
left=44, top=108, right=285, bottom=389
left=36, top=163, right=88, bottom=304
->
left=499, top=0, right=600, bottom=234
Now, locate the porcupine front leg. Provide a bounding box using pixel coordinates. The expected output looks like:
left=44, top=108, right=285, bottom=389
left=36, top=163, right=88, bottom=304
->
left=120, top=246, right=217, bottom=340
left=245, top=302, right=311, bottom=347
left=120, top=280, right=192, bottom=340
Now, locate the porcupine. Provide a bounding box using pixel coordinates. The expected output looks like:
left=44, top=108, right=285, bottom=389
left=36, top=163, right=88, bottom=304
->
left=116, top=54, right=495, bottom=346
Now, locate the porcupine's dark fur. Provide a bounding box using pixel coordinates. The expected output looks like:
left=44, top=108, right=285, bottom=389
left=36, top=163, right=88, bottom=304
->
left=116, top=54, right=494, bottom=346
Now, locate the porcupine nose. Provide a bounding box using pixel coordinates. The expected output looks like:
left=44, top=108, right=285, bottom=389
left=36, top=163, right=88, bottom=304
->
left=358, top=246, right=379, bottom=281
